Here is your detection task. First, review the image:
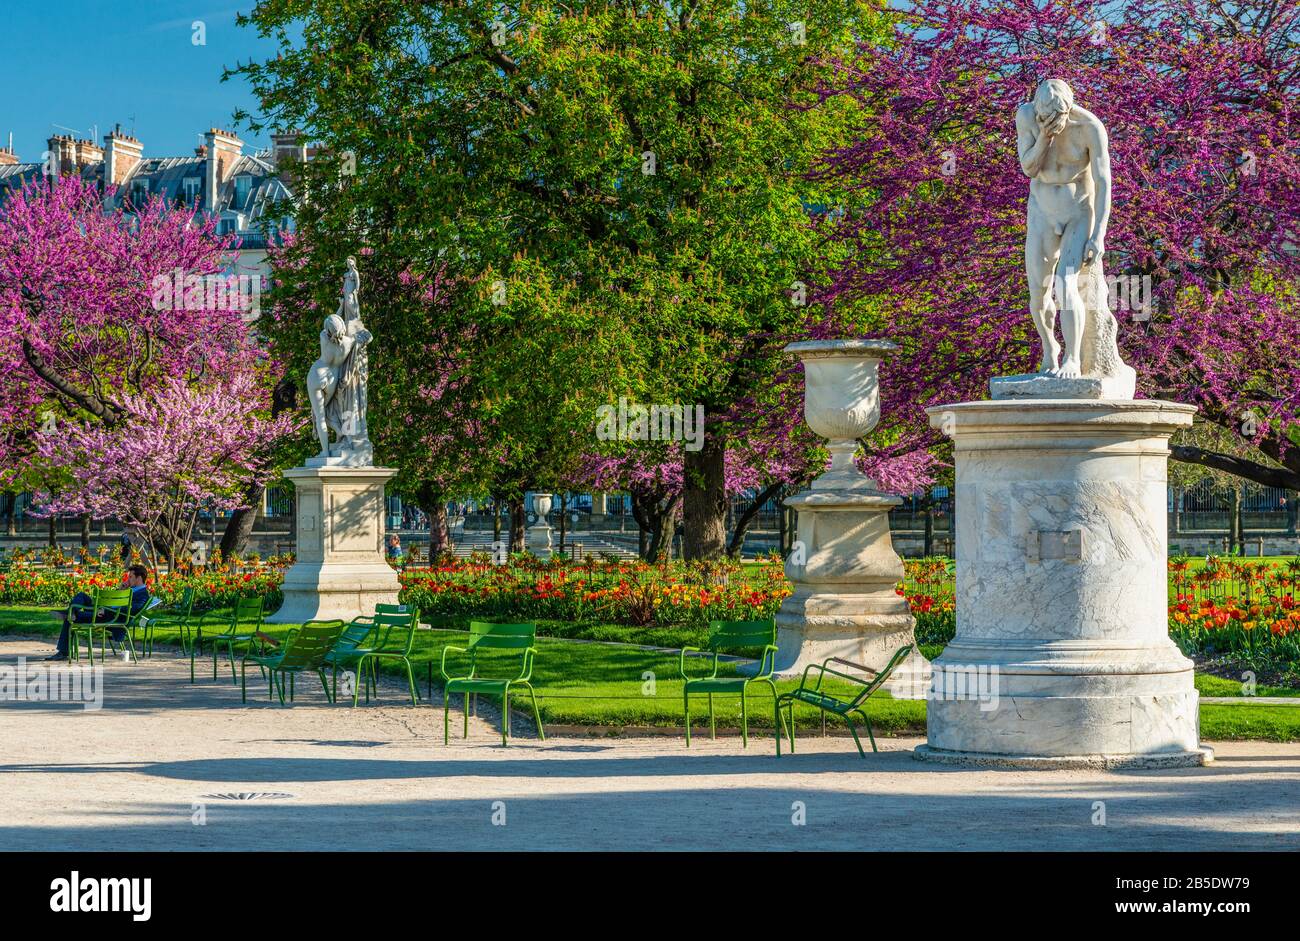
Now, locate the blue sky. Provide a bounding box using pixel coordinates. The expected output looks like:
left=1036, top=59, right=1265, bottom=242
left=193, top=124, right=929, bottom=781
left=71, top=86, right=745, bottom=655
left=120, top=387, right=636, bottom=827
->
left=0, top=2, right=284, bottom=162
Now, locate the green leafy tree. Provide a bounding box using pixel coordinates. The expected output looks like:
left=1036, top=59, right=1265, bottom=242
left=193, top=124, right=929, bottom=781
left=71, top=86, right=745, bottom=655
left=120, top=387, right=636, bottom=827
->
left=231, top=0, right=881, bottom=557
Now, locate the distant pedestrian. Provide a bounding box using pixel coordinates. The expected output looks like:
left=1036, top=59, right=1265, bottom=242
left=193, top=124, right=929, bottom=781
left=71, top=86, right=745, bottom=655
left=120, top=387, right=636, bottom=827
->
left=118, top=530, right=131, bottom=564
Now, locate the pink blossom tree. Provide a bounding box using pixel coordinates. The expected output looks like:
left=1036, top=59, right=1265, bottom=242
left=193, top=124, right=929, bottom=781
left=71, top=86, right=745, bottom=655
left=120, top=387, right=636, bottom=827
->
left=0, top=175, right=261, bottom=482
left=813, top=0, right=1300, bottom=489
left=32, top=374, right=296, bottom=569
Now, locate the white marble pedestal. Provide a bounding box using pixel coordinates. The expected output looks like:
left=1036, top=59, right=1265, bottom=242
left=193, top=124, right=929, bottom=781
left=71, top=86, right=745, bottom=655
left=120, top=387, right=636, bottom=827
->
left=773, top=487, right=932, bottom=696
left=915, top=399, right=1212, bottom=767
left=266, top=465, right=401, bottom=624
left=772, top=339, right=930, bottom=693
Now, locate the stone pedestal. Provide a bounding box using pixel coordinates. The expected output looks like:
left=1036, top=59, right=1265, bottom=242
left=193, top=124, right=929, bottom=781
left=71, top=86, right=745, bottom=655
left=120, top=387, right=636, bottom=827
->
left=772, top=340, right=930, bottom=694
left=774, top=488, right=932, bottom=695
left=267, top=465, right=401, bottom=624
left=526, top=493, right=555, bottom=558
left=915, top=399, right=1211, bottom=767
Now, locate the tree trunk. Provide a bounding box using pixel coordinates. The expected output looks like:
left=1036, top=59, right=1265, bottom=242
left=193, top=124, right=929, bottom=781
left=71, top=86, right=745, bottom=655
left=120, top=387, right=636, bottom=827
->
left=1236, top=485, right=1246, bottom=555
left=220, top=486, right=262, bottom=558
left=1229, top=486, right=1243, bottom=554
left=80, top=512, right=91, bottom=549
left=219, top=376, right=296, bottom=556
left=557, top=493, right=568, bottom=553
left=682, top=434, right=727, bottom=560
left=644, top=495, right=681, bottom=563
left=413, top=481, right=451, bottom=555
left=428, top=503, right=450, bottom=555
left=492, top=497, right=503, bottom=543
left=508, top=498, right=526, bottom=553
left=727, top=481, right=784, bottom=558
left=923, top=492, right=935, bottom=557
left=48, top=515, right=57, bottom=548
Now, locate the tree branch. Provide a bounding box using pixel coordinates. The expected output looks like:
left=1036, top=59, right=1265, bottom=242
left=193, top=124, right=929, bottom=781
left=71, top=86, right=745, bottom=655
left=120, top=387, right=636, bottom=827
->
left=1171, top=445, right=1300, bottom=490
left=21, top=338, right=123, bottom=427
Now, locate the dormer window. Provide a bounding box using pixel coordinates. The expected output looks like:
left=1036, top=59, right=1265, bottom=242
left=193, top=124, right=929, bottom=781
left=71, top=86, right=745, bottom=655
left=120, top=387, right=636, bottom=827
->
left=183, top=177, right=201, bottom=206
left=130, top=178, right=149, bottom=208
left=234, top=174, right=252, bottom=209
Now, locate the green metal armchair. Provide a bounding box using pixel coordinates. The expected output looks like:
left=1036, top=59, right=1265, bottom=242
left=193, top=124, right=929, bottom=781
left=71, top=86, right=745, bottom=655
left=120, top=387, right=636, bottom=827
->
left=775, top=644, right=914, bottom=758
left=67, top=587, right=140, bottom=664
left=137, top=587, right=197, bottom=657
left=193, top=597, right=266, bottom=683
left=680, top=618, right=786, bottom=748
left=440, top=621, right=544, bottom=747
left=241, top=619, right=347, bottom=705
left=324, top=606, right=420, bottom=706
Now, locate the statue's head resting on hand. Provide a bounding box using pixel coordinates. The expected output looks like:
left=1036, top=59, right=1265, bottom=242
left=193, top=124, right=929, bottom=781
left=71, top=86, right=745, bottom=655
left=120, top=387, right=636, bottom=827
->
left=1033, top=78, right=1074, bottom=124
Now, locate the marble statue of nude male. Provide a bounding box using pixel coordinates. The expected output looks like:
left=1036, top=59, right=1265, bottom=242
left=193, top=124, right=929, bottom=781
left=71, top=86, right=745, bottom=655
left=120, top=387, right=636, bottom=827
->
left=1015, top=78, right=1111, bottom=380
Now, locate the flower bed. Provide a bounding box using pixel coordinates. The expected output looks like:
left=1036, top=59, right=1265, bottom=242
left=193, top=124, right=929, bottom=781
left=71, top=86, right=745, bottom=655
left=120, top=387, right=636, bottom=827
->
left=399, top=553, right=793, bottom=630
left=1168, top=557, right=1300, bottom=670
left=899, top=557, right=956, bottom=645
left=0, top=565, right=283, bottom=611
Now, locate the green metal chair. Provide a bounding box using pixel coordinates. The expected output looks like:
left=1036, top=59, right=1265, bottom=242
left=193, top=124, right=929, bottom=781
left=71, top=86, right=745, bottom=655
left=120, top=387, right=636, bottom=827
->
left=67, top=587, right=141, bottom=664
left=324, top=606, right=420, bottom=706
left=775, top=644, right=914, bottom=758
left=424, top=614, right=465, bottom=698
left=192, top=597, right=266, bottom=683
left=136, top=587, right=197, bottom=657
left=440, top=621, right=545, bottom=747
left=350, top=608, right=420, bottom=706
left=324, top=619, right=381, bottom=702
left=680, top=618, right=786, bottom=748
left=241, top=620, right=347, bottom=705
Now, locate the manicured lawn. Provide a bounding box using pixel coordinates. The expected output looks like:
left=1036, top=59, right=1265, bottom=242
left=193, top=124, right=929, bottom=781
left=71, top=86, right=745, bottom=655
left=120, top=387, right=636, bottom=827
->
left=1200, top=705, right=1300, bottom=742
left=0, top=605, right=62, bottom=636
left=1195, top=673, right=1300, bottom=698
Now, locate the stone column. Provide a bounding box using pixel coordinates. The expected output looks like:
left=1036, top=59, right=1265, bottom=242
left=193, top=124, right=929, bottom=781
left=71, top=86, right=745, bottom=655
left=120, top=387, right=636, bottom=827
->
left=915, top=399, right=1211, bottom=767
left=267, top=465, right=400, bottom=623
left=772, top=340, right=930, bottom=696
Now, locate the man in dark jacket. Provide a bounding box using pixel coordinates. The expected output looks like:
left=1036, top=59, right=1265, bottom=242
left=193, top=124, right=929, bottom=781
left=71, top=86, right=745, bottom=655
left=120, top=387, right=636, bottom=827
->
left=47, top=564, right=150, bottom=661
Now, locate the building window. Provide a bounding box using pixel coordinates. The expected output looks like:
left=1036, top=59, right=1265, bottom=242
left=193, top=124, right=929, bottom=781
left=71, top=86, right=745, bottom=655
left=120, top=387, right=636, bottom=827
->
left=183, top=177, right=200, bottom=205
left=130, top=179, right=149, bottom=208
left=234, top=174, right=252, bottom=209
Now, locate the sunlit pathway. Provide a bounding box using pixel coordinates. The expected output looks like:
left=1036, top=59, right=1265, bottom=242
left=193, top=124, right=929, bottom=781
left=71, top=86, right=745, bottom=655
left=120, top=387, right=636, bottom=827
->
left=1, top=639, right=1296, bottom=851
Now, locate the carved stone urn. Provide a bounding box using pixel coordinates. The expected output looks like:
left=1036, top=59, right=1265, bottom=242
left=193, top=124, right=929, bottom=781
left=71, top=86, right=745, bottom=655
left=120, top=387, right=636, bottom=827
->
left=773, top=340, right=930, bottom=696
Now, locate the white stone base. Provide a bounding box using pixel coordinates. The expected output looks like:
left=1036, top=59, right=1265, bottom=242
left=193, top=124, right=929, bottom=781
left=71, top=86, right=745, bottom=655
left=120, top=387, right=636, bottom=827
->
left=273, top=562, right=401, bottom=624
left=912, top=744, right=1213, bottom=770
left=991, top=369, right=1136, bottom=401
left=526, top=524, right=554, bottom=558
left=923, top=398, right=1202, bottom=763
left=926, top=639, right=1203, bottom=756
left=773, top=602, right=919, bottom=678
left=266, top=465, right=400, bottom=624
left=772, top=489, right=929, bottom=682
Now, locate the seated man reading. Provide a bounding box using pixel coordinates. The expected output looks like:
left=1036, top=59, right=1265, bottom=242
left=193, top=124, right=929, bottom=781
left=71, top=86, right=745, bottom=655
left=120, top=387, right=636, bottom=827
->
left=47, top=564, right=150, bottom=662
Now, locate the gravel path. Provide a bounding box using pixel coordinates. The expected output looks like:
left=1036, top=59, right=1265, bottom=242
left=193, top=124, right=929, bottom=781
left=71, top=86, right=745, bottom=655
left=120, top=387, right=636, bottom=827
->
left=2, top=639, right=1297, bottom=851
